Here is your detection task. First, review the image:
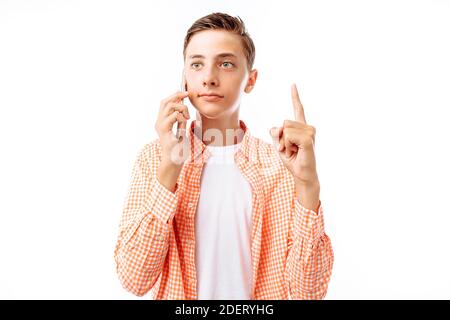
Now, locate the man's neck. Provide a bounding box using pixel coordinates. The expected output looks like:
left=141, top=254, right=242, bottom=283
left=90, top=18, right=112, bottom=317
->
left=194, top=112, right=244, bottom=147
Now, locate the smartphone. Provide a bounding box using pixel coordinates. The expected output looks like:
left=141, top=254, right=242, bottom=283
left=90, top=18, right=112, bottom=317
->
left=176, top=71, right=189, bottom=140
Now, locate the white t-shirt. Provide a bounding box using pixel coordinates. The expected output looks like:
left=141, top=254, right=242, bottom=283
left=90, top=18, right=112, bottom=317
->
left=195, top=142, right=254, bottom=300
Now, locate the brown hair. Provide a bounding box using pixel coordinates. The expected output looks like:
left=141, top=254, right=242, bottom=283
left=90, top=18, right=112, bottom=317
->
left=183, top=12, right=256, bottom=71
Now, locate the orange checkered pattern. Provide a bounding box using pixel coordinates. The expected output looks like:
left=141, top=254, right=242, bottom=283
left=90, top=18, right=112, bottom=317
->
left=114, top=119, right=334, bottom=299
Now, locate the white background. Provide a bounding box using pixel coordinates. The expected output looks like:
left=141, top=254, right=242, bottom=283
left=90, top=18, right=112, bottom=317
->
left=1, top=0, right=449, bottom=299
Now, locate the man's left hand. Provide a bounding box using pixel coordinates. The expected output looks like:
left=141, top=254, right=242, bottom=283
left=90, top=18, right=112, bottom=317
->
left=270, top=84, right=320, bottom=211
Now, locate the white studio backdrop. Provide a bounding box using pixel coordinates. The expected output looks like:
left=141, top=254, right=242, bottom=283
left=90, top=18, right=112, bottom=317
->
left=0, top=0, right=449, bottom=299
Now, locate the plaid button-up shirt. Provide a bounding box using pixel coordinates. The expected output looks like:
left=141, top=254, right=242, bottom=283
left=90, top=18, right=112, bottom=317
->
left=114, top=119, right=334, bottom=299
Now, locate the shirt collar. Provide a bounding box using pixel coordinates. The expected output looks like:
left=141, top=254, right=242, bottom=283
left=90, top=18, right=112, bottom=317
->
left=186, top=119, right=258, bottom=165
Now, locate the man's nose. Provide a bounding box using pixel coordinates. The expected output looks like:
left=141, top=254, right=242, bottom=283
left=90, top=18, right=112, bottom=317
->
left=202, top=67, right=219, bottom=87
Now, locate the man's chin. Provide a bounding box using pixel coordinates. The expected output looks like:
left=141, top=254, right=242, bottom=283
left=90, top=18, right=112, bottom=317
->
left=198, top=112, right=222, bottom=120
left=194, top=106, right=224, bottom=119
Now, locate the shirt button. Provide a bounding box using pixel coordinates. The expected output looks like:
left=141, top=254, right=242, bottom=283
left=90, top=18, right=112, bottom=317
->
left=156, top=234, right=165, bottom=241
left=188, top=202, right=194, bottom=208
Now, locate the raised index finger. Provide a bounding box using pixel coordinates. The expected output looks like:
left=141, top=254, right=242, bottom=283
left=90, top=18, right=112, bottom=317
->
left=291, top=83, right=306, bottom=124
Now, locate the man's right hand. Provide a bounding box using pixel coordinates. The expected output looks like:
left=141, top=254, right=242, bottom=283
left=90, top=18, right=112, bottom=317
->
left=155, top=91, right=191, bottom=192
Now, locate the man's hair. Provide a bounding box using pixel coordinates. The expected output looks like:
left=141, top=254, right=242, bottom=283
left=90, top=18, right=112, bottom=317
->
left=183, top=12, right=255, bottom=71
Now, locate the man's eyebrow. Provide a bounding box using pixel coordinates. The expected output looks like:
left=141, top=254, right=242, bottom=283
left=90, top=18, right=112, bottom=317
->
left=188, top=53, right=238, bottom=59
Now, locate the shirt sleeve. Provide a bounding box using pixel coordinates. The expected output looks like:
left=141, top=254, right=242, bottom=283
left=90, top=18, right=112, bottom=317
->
left=113, top=143, right=179, bottom=297
left=285, top=199, right=335, bottom=300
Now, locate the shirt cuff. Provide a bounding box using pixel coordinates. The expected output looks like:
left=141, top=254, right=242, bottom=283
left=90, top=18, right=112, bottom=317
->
left=293, top=199, right=325, bottom=243
left=143, top=177, right=179, bottom=225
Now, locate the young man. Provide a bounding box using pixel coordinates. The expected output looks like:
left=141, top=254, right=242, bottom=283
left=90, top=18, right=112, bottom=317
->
left=114, top=12, right=334, bottom=300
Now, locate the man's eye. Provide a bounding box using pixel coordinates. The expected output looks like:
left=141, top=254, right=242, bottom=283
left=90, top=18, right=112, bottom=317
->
left=191, top=62, right=202, bottom=68
left=222, top=62, right=234, bottom=68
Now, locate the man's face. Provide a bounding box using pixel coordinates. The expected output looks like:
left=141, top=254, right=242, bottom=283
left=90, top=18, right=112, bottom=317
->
left=184, top=29, right=256, bottom=119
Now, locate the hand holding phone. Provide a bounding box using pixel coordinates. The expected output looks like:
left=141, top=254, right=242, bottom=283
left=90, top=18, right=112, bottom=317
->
left=154, top=84, right=190, bottom=166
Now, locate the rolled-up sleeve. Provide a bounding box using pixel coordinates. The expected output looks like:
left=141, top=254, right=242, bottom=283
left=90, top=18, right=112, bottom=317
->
left=114, top=143, right=179, bottom=297
left=285, top=199, right=334, bottom=300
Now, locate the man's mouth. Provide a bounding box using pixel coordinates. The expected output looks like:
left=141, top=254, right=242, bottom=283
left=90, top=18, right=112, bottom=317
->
left=198, top=92, right=224, bottom=102
left=198, top=92, right=224, bottom=98
left=199, top=94, right=224, bottom=102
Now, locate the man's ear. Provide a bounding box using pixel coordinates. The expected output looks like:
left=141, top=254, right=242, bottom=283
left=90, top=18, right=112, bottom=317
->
left=244, top=69, right=258, bottom=93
